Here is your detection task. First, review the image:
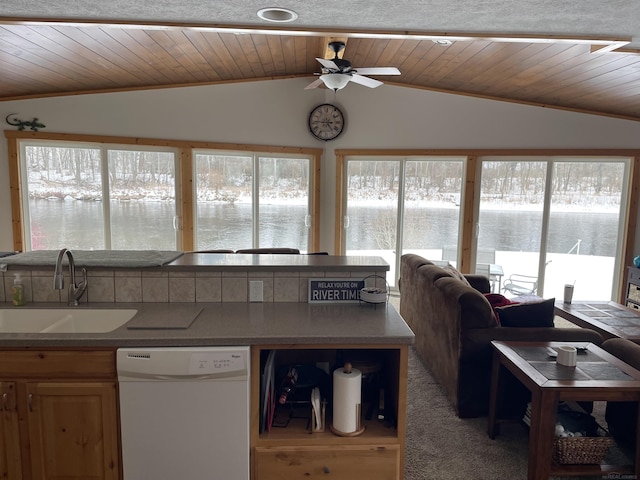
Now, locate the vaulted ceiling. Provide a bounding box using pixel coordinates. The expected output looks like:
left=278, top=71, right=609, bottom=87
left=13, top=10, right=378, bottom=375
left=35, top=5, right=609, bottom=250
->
left=1, top=2, right=640, bottom=121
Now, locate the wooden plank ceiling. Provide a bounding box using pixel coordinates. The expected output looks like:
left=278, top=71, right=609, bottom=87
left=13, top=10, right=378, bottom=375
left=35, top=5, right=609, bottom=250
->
left=1, top=20, right=640, bottom=120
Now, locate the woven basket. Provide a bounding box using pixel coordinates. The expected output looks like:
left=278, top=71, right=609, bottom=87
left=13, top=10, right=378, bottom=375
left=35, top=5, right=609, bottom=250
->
left=359, top=275, right=389, bottom=304
left=553, top=435, right=614, bottom=465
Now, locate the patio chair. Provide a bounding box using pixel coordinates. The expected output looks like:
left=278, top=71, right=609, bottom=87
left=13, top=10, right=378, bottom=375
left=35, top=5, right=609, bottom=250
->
left=502, top=273, right=538, bottom=296
left=475, top=263, right=491, bottom=279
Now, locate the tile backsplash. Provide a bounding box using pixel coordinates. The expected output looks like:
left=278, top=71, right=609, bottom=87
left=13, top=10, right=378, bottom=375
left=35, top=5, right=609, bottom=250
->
left=1, top=268, right=387, bottom=304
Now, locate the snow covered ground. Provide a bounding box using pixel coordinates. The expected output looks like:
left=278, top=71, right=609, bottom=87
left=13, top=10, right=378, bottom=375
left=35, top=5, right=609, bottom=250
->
left=350, top=248, right=616, bottom=302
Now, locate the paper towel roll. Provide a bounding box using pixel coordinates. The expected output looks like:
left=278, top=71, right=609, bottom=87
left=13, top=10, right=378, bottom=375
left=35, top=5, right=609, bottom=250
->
left=332, top=364, right=363, bottom=435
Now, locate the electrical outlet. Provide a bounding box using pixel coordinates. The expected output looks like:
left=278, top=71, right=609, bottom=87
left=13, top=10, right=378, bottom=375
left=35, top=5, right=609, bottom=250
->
left=249, top=281, right=263, bottom=302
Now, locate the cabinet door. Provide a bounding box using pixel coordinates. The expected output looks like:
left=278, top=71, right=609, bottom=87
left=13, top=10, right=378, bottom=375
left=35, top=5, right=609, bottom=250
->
left=26, top=382, right=119, bottom=480
left=0, top=382, right=22, bottom=480
left=255, top=445, right=400, bottom=480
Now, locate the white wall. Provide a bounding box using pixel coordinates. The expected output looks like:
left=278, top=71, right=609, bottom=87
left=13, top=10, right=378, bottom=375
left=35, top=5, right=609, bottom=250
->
left=2, top=77, right=640, bottom=253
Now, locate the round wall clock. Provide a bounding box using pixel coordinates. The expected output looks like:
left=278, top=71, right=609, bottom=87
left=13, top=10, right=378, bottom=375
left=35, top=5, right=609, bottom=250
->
left=308, top=103, right=345, bottom=141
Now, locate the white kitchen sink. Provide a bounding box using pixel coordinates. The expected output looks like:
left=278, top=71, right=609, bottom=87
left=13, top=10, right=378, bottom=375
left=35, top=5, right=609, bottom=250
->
left=0, top=308, right=137, bottom=333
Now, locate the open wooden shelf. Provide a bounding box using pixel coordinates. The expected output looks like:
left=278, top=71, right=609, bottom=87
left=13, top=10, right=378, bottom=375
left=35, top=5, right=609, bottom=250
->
left=250, top=344, right=408, bottom=480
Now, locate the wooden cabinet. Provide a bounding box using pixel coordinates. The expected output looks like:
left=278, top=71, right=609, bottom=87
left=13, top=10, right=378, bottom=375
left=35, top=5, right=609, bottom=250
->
left=254, top=445, right=400, bottom=479
left=251, top=345, right=408, bottom=480
left=626, top=266, right=640, bottom=310
left=0, top=382, right=22, bottom=479
left=0, top=350, right=120, bottom=480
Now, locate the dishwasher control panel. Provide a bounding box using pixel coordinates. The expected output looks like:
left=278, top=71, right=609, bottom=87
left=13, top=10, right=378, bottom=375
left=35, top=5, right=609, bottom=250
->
left=189, top=352, right=245, bottom=374
left=117, top=346, right=249, bottom=380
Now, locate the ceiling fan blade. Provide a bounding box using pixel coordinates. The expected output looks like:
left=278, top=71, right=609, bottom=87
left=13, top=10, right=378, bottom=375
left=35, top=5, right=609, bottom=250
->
left=349, top=74, right=383, bottom=88
left=354, top=67, right=401, bottom=75
left=316, top=58, right=339, bottom=70
left=304, top=78, right=325, bottom=90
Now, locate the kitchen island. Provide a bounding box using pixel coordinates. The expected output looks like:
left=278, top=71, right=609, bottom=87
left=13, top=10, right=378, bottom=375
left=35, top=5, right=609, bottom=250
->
left=0, top=301, right=413, bottom=480
left=0, top=253, right=412, bottom=479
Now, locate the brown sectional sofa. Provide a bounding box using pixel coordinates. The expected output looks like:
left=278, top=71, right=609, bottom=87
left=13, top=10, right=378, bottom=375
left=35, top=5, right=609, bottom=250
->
left=398, top=253, right=604, bottom=418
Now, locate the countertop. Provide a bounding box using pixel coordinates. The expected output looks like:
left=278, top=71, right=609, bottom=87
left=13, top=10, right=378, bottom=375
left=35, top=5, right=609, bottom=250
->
left=0, top=302, right=414, bottom=348
left=166, top=253, right=390, bottom=271
left=0, top=252, right=390, bottom=272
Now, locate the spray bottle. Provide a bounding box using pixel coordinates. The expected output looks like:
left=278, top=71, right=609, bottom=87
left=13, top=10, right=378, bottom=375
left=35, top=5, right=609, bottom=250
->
left=12, top=273, right=25, bottom=306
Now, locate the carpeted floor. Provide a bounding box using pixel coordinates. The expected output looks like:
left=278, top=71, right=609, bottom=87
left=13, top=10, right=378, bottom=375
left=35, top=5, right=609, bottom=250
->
left=393, top=294, right=633, bottom=480
left=404, top=345, right=531, bottom=479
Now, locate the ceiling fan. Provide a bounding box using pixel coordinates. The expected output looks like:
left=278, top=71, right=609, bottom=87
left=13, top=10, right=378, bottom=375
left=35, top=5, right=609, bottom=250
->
left=305, top=41, right=401, bottom=91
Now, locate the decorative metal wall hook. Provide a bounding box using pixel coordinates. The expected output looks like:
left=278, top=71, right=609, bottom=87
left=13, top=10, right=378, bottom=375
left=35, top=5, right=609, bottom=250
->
left=5, top=114, right=46, bottom=131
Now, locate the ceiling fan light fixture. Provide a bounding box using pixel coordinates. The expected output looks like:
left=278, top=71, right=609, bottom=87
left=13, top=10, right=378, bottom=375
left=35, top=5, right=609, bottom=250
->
left=257, top=7, right=298, bottom=23
left=433, top=39, right=453, bottom=46
left=319, top=74, right=350, bottom=91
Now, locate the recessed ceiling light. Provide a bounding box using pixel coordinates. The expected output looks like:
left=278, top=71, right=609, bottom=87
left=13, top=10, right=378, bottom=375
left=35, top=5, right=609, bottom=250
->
left=433, top=39, right=453, bottom=46
left=257, top=7, right=298, bottom=23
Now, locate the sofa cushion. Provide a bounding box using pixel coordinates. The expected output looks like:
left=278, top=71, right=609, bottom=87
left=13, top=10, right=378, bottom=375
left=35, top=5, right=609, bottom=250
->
left=434, top=276, right=498, bottom=329
left=441, top=263, right=471, bottom=287
left=494, top=297, right=555, bottom=327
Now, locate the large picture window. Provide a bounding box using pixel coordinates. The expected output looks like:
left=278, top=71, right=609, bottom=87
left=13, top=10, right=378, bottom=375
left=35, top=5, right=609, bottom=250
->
left=341, top=156, right=465, bottom=285
left=21, top=142, right=178, bottom=250
left=193, top=151, right=312, bottom=252
left=9, top=134, right=322, bottom=253
left=337, top=150, right=635, bottom=301
left=478, top=157, right=628, bottom=301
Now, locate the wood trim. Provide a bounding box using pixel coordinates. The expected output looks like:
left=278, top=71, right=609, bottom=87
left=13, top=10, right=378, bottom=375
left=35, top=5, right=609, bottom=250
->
left=619, top=155, right=640, bottom=303
left=6, top=136, right=23, bottom=252
left=334, top=152, right=346, bottom=254
left=336, top=148, right=640, bottom=157
left=249, top=345, right=261, bottom=480
left=178, top=148, right=194, bottom=251
left=310, top=151, right=322, bottom=252
left=459, top=156, right=477, bottom=273
left=382, top=81, right=640, bottom=124
left=395, top=344, right=408, bottom=478
left=4, top=130, right=323, bottom=157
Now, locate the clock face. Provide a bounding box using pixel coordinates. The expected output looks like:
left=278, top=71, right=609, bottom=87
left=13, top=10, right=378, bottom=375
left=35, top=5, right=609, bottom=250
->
left=308, top=104, right=345, bottom=141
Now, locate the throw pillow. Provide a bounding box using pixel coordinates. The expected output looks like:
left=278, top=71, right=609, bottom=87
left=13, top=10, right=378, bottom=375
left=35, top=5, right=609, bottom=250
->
left=484, top=293, right=519, bottom=325
left=441, top=263, right=471, bottom=287
left=494, top=297, right=555, bottom=328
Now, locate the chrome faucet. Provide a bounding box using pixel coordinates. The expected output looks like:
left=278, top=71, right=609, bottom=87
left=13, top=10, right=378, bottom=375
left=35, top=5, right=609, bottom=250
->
left=53, top=248, right=88, bottom=306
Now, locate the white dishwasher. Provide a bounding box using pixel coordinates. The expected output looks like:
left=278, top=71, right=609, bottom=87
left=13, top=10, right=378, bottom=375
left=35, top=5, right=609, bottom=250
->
left=117, top=346, right=250, bottom=480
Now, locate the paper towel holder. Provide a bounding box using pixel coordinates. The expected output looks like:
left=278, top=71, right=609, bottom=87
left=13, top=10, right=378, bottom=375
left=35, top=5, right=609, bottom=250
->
left=330, top=362, right=366, bottom=437
left=330, top=403, right=365, bottom=436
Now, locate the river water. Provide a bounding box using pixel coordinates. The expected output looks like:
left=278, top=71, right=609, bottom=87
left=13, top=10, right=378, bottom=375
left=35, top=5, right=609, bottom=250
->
left=28, top=199, right=618, bottom=256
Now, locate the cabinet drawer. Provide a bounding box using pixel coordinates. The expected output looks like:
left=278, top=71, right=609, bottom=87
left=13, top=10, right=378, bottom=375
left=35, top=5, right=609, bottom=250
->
left=628, top=283, right=640, bottom=303
left=628, top=301, right=640, bottom=311
left=629, top=268, right=640, bottom=284
left=254, top=445, right=399, bottom=480
left=0, top=350, right=116, bottom=378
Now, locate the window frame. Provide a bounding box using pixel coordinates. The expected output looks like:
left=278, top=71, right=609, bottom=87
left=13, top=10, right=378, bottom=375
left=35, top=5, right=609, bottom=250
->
left=476, top=155, right=631, bottom=300
left=18, top=139, right=181, bottom=251
left=336, top=148, right=640, bottom=302
left=192, top=148, right=315, bottom=251
left=6, top=130, right=322, bottom=253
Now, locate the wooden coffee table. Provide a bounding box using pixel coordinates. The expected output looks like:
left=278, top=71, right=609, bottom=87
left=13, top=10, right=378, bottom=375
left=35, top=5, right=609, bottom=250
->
left=488, top=340, right=640, bottom=480
left=554, top=301, right=640, bottom=343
